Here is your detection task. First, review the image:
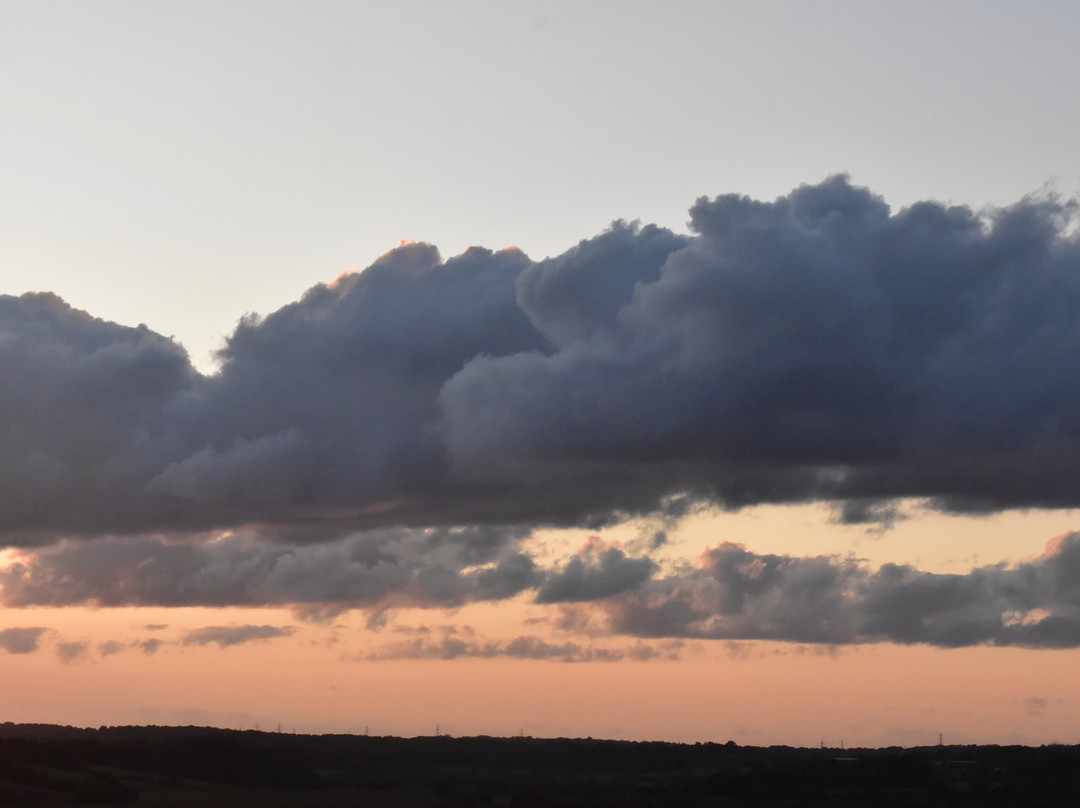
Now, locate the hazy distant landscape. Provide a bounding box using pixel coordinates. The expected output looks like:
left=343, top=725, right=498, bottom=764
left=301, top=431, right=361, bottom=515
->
left=2, top=722, right=1080, bottom=806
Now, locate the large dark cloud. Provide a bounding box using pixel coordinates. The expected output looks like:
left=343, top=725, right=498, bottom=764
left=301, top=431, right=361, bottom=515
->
left=441, top=178, right=1080, bottom=514
left=148, top=243, right=550, bottom=530
left=4, top=177, right=1080, bottom=546
left=0, top=293, right=197, bottom=540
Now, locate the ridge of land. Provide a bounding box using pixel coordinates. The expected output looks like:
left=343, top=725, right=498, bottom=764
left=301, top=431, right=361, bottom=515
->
left=1, top=721, right=1078, bottom=805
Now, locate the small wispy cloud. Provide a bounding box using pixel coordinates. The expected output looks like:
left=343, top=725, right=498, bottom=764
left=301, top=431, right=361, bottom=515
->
left=98, top=639, right=126, bottom=657
left=181, top=624, right=296, bottom=649
left=56, top=640, right=89, bottom=663
left=0, top=627, right=48, bottom=654
left=367, top=633, right=683, bottom=664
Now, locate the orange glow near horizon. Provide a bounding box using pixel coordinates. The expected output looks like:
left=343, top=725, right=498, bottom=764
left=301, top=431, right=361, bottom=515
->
left=1, top=601, right=1079, bottom=746
left=4, top=507, right=1080, bottom=745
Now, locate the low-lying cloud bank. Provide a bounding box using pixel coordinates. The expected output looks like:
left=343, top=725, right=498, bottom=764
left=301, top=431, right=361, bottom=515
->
left=6, top=529, right=1080, bottom=649
left=0, top=527, right=540, bottom=612
left=366, top=634, right=685, bottom=663
left=4, top=176, right=1080, bottom=546
left=586, top=533, right=1080, bottom=649
left=0, top=622, right=300, bottom=663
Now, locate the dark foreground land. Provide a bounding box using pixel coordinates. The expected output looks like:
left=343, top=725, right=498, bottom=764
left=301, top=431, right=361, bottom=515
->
left=1, top=723, right=1079, bottom=806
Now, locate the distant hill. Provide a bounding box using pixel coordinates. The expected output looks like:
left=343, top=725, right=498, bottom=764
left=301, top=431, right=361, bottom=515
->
left=1, top=722, right=1079, bottom=805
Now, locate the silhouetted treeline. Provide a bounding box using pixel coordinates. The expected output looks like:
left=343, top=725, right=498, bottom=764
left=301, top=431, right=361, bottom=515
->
left=2, top=722, right=1080, bottom=805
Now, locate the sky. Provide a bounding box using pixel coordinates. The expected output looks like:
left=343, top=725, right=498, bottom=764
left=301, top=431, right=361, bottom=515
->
left=3, top=0, right=1080, bottom=747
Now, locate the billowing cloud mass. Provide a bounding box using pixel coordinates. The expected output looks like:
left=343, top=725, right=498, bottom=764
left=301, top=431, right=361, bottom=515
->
left=535, top=537, right=658, bottom=604
left=7, top=177, right=1080, bottom=649
left=586, top=533, right=1080, bottom=649
left=4, top=176, right=1080, bottom=545
left=8, top=528, right=1080, bottom=649
left=0, top=527, right=540, bottom=611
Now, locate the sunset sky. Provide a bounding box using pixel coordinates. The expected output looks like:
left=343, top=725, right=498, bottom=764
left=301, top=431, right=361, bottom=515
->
left=4, top=1, right=1080, bottom=747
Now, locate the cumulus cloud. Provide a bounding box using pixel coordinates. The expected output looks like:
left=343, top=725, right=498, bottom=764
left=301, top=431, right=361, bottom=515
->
left=0, top=526, right=539, bottom=612
left=536, top=537, right=657, bottom=603
left=181, top=624, right=295, bottom=649
left=588, top=532, right=1080, bottom=649
left=0, top=626, right=48, bottom=654
left=12, top=525, right=1080, bottom=649
left=441, top=178, right=1080, bottom=516
left=9, top=177, right=1080, bottom=652
left=0, top=293, right=198, bottom=541
left=4, top=178, right=1080, bottom=547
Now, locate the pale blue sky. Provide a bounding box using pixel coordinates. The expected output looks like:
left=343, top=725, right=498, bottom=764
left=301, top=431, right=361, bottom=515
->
left=3, top=0, right=1080, bottom=369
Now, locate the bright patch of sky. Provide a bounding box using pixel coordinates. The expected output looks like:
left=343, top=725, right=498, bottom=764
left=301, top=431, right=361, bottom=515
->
left=3, top=1, right=1079, bottom=370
